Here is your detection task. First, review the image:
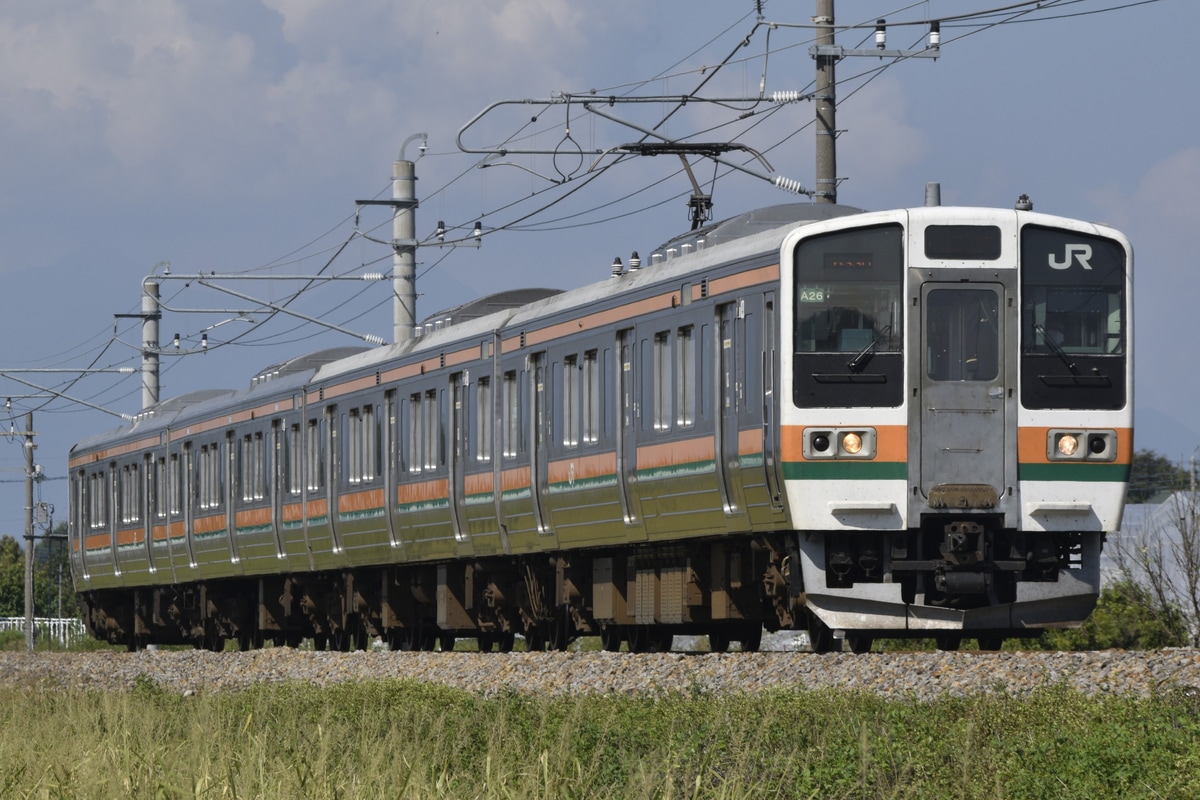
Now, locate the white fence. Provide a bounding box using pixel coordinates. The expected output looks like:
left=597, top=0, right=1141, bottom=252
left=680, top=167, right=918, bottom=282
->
left=0, top=617, right=87, bottom=647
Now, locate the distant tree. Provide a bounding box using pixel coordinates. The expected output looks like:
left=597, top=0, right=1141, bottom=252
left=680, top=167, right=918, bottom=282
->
left=1126, top=449, right=1190, bottom=504
left=1113, top=488, right=1200, bottom=647
left=1039, top=578, right=1189, bottom=650
left=0, top=528, right=79, bottom=619
left=0, top=535, right=25, bottom=616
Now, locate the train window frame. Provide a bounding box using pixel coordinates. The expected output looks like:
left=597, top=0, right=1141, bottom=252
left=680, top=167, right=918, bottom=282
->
left=562, top=354, right=579, bottom=448
left=583, top=350, right=600, bottom=445
left=423, top=389, right=441, bottom=471
left=503, top=370, right=520, bottom=460
left=652, top=330, right=672, bottom=433
left=476, top=376, right=493, bottom=462
left=676, top=325, right=695, bottom=429
left=287, top=424, right=302, bottom=495
left=306, top=420, right=324, bottom=491
left=792, top=223, right=905, bottom=409
left=1019, top=225, right=1128, bottom=410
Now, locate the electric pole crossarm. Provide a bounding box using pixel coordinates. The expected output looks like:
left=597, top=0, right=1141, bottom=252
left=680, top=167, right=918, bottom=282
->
left=193, top=279, right=387, bottom=346
left=0, top=374, right=133, bottom=420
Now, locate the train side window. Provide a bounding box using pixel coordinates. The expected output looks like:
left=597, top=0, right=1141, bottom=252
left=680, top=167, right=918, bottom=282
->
left=407, top=393, right=423, bottom=473
left=169, top=454, right=182, bottom=514
left=583, top=350, right=600, bottom=444
left=287, top=424, right=302, bottom=495
left=345, top=408, right=378, bottom=485
left=476, top=377, right=492, bottom=462
left=89, top=471, right=107, bottom=529
left=653, top=331, right=672, bottom=432
left=676, top=326, right=695, bottom=428
left=306, top=420, right=324, bottom=491
left=563, top=354, right=579, bottom=448
left=503, top=371, right=519, bottom=459
left=155, top=458, right=168, bottom=519
left=423, top=389, right=440, bottom=470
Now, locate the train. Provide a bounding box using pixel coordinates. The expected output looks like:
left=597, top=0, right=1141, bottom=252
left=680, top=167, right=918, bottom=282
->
left=68, top=194, right=1133, bottom=653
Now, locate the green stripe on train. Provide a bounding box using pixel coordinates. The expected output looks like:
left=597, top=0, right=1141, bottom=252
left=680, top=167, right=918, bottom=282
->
left=783, top=461, right=907, bottom=481
left=1017, top=463, right=1132, bottom=482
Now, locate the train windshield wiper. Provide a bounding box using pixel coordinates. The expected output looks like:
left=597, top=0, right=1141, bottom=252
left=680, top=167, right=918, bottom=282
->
left=847, top=325, right=891, bottom=374
left=1034, top=324, right=1079, bottom=376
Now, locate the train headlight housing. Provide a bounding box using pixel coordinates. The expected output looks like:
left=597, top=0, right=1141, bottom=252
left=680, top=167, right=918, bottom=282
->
left=1048, top=429, right=1117, bottom=462
left=804, top=428, right=877, bottom=459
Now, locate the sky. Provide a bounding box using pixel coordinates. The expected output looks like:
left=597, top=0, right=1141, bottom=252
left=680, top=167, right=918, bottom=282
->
left=2, top=0, right=1198, bottom=541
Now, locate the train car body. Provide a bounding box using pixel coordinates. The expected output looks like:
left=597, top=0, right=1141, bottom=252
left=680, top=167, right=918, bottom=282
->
left=69, top=200, right=1133, bottom=652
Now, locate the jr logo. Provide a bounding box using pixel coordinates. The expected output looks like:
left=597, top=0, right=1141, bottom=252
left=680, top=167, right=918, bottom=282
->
left=1048, top=243, right=1093, bottom=270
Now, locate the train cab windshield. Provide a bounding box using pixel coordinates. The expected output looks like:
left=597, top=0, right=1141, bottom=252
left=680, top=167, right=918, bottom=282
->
left=1020, top=225, right=1128, bottom=410
left=793, top=224, right=904, bottom=408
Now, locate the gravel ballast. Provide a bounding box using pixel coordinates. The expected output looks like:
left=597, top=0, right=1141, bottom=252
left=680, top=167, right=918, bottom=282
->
left=3, top=647, right=1199, bottom=700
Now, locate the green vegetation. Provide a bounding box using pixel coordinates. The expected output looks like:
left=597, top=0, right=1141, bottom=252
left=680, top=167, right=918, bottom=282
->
left=0, top=524, right=78, bottom=619
left=0, top=680, right=1197, bottom=798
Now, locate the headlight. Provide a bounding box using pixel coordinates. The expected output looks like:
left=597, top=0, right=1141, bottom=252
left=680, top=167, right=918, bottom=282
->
left=804, top=428, right=876, bottom=459
left=1048, top=429, right=1116, bottom=462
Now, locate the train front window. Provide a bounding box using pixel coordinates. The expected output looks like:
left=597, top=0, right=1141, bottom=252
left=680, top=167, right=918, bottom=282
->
left=793, top=223, right=904, bottom=408
left=1020, top=226, right=1128, bottom=410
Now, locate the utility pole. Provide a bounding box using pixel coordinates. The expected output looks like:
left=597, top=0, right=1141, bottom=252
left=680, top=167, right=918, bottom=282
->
left=809, top=1, right=940, bottom=205
left=357, top=133, right=425, bottom=344
left=23, top=412, right=35, bottom=653
left=393, top=138, right=420, bottom=345
left=814, top=0, right=837, bottom=204
left=142, top=279, right=160, bottom=409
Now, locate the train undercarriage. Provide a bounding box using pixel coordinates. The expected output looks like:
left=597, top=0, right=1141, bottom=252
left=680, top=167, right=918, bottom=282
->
left=79, top=527, right=1097, bottom=654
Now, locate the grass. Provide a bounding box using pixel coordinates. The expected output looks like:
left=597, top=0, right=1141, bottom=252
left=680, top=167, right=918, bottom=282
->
left=0, top=678, right=1198, bottom=799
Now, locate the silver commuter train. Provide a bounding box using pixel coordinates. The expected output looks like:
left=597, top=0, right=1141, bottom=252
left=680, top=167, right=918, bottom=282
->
left=68, top=199, right=1133, bottom=652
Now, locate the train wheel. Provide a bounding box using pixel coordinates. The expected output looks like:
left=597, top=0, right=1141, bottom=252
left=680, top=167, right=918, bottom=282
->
left=599, top=623, right=623, bottom=652
left=439, top=634, right=456, bottom=652
left=477, top=633, right=495, bottom=653
left=806, top=611, right=836, bottom=654
left=737, top=625, right=762, bottom=653
left=497, top=632, right=516, bottom=652
left=524, top=627, right=546, bottom=652
left=708, top=630, right=731, bottom=653
left=847, top=636, right=874, bottom=654
left=313, top=633, right=329, bottom=652
left=626, top=626, right=649, bottom=653
left=935, top=635, right=961, bottom=652
left=976, top=637, right=1003, bottom=651
left=648, top=631, right=674, bottom=653
left=237, top=631, right=253, bottom=652
left=547, top=613, right=573, bottom=652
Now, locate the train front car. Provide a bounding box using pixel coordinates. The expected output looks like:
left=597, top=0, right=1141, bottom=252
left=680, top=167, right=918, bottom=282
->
left=781, top=205, right=1132, bottom=650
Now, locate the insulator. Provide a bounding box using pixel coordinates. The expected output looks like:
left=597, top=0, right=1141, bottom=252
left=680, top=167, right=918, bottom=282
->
left=361, top=272, right=386, bottom=281
left=771, top=90, right=804, bottom=104
left=773, top=175, right=809, bottom=195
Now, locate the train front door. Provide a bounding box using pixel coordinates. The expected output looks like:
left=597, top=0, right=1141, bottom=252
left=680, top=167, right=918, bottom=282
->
left=916, top=281, right=1009, bottom=504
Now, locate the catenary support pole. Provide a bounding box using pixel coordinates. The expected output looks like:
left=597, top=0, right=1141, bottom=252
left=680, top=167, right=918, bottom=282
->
left=814, top=0, right=837, bottom=204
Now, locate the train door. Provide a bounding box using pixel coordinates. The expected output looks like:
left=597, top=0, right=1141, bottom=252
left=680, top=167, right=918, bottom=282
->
left=325, top=405, right=343, bottom=554
left=716, top=301, right=747, bottom=516
left=182, top=443, right=197, bottom=568
left=529, top=352, right=550, bottom=537
left=915, top=280, right=1010, bottom=502
left=383, top=390, right=404, bottom=552
left=449, top=373, right=471, bottom=551
left=142, top=453, right=155, bottom=571
left=271, top=419, right=286, bottom=559
left=225, top=431, right=240, bottom=564
left=616, top=327, right=642, bottom=527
